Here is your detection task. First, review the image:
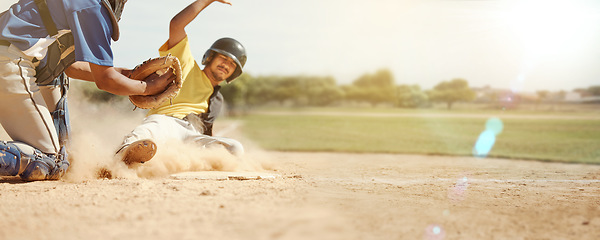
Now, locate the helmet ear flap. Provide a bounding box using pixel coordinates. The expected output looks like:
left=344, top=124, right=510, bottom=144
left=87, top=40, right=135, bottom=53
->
left=201, top=50, right=214, bottom=65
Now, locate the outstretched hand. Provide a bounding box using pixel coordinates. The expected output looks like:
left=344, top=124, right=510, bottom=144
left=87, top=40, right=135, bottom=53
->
left=169, top=0, right=232, bottom=48
left=214, top=0, right=232, bottom=5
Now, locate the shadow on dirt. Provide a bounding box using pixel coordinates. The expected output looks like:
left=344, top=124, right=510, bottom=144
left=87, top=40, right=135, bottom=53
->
left=0, top=176, right=28, bottom=184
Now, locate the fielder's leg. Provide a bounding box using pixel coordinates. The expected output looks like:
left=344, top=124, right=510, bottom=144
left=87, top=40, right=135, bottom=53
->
left=0, top=45, right=69, bottom=180
left=0, top=46, right=60, bottom=154
left=0, top=141, right=69, bottom=181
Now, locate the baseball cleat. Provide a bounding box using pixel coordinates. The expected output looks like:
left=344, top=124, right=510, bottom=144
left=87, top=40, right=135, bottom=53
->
left=122, top=139, right=157, bottom=165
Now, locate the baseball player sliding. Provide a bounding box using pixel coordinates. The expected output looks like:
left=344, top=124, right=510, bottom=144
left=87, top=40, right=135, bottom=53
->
left=115, top=0, right=248, bottom=166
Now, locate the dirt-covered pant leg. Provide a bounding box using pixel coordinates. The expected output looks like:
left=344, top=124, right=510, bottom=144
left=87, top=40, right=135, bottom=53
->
left=0, top=45, right=60, bottom=155
left=120, top=114, right=180, bottom=147
left=120, top=114, right=244, bottom=156
left=188, top=135, right=244, bottom=157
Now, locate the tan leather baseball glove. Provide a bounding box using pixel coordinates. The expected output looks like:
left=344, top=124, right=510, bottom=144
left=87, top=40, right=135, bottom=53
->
left=128, top=54, right=183, bottom=109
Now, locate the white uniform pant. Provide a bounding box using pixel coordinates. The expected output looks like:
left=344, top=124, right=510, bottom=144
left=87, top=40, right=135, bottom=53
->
left=120, top=114, right=244, bottom=156
left=0, top=44, right=61, bottom=154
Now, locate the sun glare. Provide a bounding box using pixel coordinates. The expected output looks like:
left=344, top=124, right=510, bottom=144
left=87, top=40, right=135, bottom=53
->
left=498, top=0, right=600, bottom=91
left=504, top=0, right=597, bottom=60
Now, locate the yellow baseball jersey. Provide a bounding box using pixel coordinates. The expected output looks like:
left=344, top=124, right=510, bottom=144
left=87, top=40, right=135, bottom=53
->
left=148, top=36, right=214, bottom=119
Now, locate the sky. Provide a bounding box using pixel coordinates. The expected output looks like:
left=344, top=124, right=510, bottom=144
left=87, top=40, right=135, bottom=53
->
left=2, top=0, right=600, bottom=92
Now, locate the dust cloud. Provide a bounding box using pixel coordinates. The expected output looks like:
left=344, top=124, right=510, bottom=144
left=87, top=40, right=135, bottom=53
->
left=2, top=85, right=270, bottom=182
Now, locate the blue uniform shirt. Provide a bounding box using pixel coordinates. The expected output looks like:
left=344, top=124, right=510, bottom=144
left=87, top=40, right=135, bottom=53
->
left=0, top=0, right=115, bottom=66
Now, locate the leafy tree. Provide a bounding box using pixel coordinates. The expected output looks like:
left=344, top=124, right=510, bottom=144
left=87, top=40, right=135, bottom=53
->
left=341, top=85, right=365, bottom=102
left=428, top=78, right=475, bottom=109
left=395, top=84, right=428, bottom=108
left=226, top=75, right=339, bottom=107
left=242, top=75, right=277, bottom=106
left=301, top=76, right=343, bottom=106
left=220, top=73, right=251, bottom=111
left=348, top=69, right=396, bottom=106
left=272, top=76, right=302, bottom=105
left=353, top=69, right=395, bottom=88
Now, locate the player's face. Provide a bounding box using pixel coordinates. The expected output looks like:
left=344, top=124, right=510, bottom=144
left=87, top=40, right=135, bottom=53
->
left=207, top=53, right=237, bottom=85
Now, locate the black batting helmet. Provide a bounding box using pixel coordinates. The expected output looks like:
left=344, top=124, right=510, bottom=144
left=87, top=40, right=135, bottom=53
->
left=201, top=38, right=247, bottom=83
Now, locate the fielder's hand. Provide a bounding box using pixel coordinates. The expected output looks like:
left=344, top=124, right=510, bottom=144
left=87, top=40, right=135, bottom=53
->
left=128, top=54, right=183, bottom=109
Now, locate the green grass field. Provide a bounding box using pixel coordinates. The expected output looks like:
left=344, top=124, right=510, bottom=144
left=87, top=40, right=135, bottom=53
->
left=235, top=108, right=600, bottom=164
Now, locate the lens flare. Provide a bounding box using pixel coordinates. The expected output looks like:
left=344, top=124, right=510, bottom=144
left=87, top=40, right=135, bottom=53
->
left=424, top=224, right=446, bottom=240
left=473, top=130, right=496, bottom=157
left=485, top=117, right=504, bottom=135
left=447, top=176, right=470, bottom=202
left=473, top=118, right=504, bottom=157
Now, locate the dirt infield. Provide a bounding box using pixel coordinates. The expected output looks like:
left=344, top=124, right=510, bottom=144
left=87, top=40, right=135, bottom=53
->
left=1, top=148, right=599, bottom=239
left=1, top=101, right=599, bottom=239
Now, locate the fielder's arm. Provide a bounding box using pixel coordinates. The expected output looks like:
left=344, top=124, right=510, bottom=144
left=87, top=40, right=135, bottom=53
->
left=65, top=61, right=131, bottom=81
left=64, top=61, right=171, bottom=96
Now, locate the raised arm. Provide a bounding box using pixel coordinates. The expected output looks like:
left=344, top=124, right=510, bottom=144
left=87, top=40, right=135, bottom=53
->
left=168, top=0, right=232, bottom=48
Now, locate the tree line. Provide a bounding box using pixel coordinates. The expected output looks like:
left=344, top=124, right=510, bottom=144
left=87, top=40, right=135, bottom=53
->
left=76, top=68, right=600, bottom=110
left=221, top=69, right=477, bottom=110
left=221, top=69, right=600, bottom=111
